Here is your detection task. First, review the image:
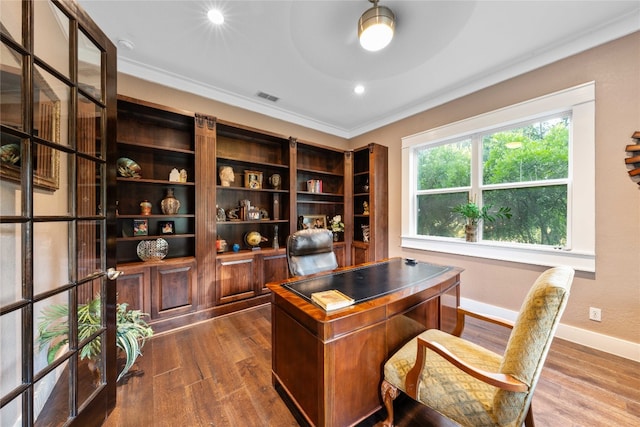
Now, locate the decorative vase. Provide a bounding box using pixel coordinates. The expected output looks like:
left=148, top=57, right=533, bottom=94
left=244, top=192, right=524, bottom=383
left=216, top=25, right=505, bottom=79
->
left=333, top=231, right=340, bottom=242
left=140, top=200, right=152, bottom=215
left=465, top=224, right=478, bottom=242
left=216, top=238, right=227, bottom=253
left=161, top=188, right=180, bottom=215
left=273, top=225, right=280, bottom=249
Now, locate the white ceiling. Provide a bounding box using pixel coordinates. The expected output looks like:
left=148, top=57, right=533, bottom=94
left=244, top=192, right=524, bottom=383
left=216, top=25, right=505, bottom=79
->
left=78, top=1, right=640, bottom=138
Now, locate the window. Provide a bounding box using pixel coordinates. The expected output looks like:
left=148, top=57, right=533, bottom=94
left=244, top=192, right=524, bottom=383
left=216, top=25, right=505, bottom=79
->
left=417, top=115, right=570, bottom=244
left=401, top=83, right=595, bottom=272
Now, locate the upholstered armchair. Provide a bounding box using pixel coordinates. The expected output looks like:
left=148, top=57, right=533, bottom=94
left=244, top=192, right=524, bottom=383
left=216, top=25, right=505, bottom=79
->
left=380, top=266, right=574, bottom=427
left=286, top=228, right=338, bottom=277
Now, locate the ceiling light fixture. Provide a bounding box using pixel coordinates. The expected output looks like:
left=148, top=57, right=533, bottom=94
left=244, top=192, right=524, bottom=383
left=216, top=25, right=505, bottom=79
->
left=207, top=8, right=224, bottom=25
left=354, top=85, right=365, bottom=95
left=358, top=0, right=395, bottom=52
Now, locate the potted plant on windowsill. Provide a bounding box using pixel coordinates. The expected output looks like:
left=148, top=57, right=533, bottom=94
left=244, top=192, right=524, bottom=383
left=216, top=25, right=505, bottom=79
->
left=37, top=296, right=153, bottom=384
left=452, top=200, right=512, bottom=242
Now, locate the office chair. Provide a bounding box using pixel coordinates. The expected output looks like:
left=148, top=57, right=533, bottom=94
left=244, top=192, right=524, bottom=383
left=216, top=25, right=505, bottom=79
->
left=286, top=228, right=338, bottom=277
left=380, top=266, right=574, bottom=427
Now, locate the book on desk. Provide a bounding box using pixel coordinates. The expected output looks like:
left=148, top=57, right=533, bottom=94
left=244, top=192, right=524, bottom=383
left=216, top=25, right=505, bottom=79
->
left=311, top=289, right=355, bottom=311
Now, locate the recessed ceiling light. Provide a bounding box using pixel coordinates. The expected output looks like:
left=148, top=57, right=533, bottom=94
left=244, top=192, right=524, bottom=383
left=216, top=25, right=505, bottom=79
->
left=354, top=85, right=365, bottom=95
left=207, top=8, right=224, bottom=25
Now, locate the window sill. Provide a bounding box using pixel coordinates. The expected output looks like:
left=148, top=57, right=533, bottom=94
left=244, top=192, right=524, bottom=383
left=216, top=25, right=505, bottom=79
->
left=401, top=235, right=595, bottom=273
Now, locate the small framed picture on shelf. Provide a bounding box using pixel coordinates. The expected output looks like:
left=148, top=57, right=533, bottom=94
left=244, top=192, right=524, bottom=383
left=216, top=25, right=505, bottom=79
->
left=244, top=170, right=263, bottom=189
left=158, top=220, right=175, bottom=235
left=300, top=214, right=327, bottom=230
left=133, top=219, right=148, bottom=236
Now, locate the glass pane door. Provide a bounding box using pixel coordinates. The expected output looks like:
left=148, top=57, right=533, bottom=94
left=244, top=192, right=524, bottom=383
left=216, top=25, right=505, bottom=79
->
left=0, top=1, right=117, bottom=425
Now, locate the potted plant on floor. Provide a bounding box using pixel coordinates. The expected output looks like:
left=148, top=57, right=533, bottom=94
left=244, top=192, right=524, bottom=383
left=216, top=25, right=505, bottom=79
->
left=452, top=200, right=512, bottom=242
left=37, top=296, right=153, bottom=383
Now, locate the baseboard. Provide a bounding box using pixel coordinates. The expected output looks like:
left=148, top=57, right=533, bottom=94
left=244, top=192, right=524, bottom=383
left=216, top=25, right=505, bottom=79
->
left=461, top=297, right=640, bottom=362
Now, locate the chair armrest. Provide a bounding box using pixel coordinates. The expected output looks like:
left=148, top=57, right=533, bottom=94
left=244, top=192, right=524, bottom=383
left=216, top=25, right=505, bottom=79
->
left=452, top=307, right=514, bottom=337
left=405, top=336, right=529, bottom=399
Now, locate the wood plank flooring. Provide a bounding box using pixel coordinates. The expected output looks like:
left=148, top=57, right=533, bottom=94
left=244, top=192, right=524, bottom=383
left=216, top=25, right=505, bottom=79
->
left=103, top=304, right=640, bottom=427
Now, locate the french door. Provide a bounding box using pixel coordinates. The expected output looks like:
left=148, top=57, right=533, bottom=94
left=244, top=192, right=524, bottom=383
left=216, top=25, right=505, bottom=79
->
left=1, top=1, right=117, bottom=425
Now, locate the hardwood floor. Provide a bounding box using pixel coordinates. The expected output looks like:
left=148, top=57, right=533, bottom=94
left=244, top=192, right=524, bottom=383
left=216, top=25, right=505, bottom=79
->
left=103, top=304, right=640, bottom=427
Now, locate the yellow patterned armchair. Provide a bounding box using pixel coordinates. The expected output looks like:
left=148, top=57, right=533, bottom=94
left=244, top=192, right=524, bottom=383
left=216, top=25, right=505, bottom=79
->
left=380, top=266, right=574, bottom=427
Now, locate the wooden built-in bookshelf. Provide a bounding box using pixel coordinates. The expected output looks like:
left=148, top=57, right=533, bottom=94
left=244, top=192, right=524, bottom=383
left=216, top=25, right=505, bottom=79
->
left=115, top=96, right=387, bottom=332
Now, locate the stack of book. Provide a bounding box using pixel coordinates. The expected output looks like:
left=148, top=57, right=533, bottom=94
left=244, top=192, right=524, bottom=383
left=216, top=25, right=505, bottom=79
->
left=311, top=289, right=355, bottom=311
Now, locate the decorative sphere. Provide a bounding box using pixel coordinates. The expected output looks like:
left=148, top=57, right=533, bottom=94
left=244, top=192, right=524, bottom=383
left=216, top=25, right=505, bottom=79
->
left=245, top=231, right=264, bottom=247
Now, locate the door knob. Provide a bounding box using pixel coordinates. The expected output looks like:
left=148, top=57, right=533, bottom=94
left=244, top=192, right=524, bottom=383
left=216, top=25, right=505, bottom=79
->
left=106, top=267, right=123, bottom=280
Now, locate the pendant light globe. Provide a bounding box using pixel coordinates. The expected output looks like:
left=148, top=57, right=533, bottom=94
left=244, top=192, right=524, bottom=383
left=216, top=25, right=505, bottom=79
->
left=358, top=1, right=395, bottom=52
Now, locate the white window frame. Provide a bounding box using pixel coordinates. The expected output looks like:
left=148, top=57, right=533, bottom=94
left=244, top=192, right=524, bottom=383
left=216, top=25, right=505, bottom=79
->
left=401, top=82, right=595, bottom=272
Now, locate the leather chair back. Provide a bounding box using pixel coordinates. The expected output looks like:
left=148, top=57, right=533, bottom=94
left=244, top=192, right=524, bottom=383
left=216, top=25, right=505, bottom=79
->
left=286, top=229, right=338, bottom=277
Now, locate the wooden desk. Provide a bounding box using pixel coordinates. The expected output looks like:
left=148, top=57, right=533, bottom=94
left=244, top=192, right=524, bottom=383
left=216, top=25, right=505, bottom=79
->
left=267, top=258, right=463, bottom=427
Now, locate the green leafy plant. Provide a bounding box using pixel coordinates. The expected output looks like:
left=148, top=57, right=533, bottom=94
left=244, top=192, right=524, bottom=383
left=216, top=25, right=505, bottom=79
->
left=329, top=215, right=345, bottom=232
left=452, top=201, right=512, bottom=226
left=37, top=296, right=153, bottom=382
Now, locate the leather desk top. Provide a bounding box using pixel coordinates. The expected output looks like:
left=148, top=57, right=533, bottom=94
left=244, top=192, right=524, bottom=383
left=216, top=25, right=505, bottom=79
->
left=283, top=258, right=452, bottom=304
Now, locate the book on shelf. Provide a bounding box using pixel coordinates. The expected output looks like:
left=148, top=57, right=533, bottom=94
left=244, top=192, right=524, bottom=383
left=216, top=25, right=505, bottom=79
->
left=311, top=289, right=355, bottom=311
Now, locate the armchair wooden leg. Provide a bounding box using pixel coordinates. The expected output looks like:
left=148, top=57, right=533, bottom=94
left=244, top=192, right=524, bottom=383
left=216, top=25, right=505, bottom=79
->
left=524, top=403, right=535, bottom=427
left=380, top=380, right=399, bottom=427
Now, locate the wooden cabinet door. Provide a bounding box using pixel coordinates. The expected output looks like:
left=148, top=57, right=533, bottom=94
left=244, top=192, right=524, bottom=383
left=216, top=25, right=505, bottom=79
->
left=117, top=264, right=151, bottom=315
left=262, top=251, right=288, bottom=293
left=352, top=242, right=369, bottom=266
left=216, top=255, right=258, bottom=304
left=333, top=244, right=346, bottom=268
left=151, top=258, right=197, bottom=319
